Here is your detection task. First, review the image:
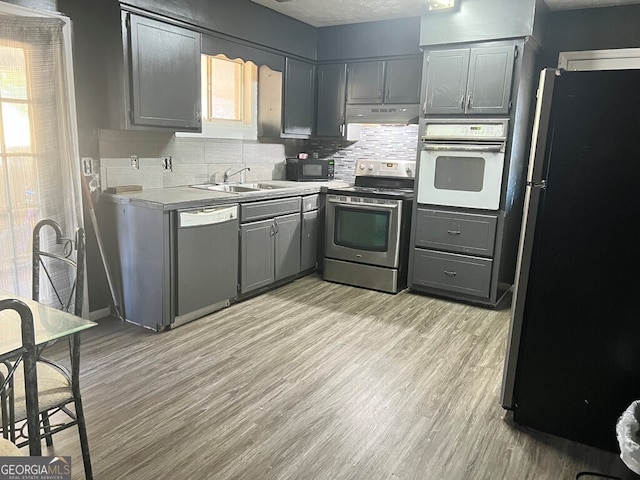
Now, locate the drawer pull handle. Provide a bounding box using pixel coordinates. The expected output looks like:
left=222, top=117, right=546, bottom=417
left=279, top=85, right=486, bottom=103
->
left=447, top=230, right=461, bottom=236
left=444, top=270, right=457, bottom=277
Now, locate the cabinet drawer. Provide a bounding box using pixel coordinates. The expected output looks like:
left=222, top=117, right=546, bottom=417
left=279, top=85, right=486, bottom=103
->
left=412, top=248, right=492, bottom=298
left=415, top=208, right=497, bottom=257
left=241, top=197, right=301, bottom=222
left=301, top=194, right=319, bottom=212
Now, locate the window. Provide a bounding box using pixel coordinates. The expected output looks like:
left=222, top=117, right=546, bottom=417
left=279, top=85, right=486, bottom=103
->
left=0, top=12, right=82, bottom=302
left=201, top=54, right=253, bottom=124
left=0, top=42, right=40, bottom=295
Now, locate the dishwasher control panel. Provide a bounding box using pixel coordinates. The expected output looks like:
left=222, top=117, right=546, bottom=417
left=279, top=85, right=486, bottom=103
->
left=178, top=205, right=238, bottom=228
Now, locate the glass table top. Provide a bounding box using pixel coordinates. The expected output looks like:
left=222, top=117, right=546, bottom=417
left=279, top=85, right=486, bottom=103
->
left=0, top=291, right=97, bottom=357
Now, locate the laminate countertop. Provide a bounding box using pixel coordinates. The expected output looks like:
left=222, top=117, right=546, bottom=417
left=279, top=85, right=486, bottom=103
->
left=101, top=180, right=350, bottom=211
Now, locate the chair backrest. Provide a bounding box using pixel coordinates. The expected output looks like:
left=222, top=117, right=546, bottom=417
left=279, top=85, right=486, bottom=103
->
left=32, top=220, right=85, bottom=317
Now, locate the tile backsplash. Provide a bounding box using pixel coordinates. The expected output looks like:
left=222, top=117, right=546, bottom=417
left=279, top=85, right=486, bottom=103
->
left=308, top=124, right=420, bottom=182
left=97, top=124, right=419, bottom=191
left=98, top=129, right=304, bottom=191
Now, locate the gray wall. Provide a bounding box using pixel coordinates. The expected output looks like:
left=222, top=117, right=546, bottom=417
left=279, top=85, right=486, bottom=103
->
left=542, top=4, right=640, bottom=67
left=317, top=17, right=421, bottom=61
left=121, top=0, right=317, bottom=60
left=420, top=0, right=537, bottom=46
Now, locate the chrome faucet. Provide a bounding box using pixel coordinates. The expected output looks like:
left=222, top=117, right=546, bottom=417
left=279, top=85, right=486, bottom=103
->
left=223, top=167, right=251, bottom=183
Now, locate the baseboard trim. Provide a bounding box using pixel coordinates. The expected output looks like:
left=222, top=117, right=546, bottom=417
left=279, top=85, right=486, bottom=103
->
left=88, top=307, right=111, bottom=321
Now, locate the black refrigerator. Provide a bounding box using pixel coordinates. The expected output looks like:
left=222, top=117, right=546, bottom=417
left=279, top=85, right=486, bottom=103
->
left=500, top=68, right=640, bottom=452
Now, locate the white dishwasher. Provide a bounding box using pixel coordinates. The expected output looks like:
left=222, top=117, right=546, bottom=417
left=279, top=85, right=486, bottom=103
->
left=174, top=204, right=239, bottom=326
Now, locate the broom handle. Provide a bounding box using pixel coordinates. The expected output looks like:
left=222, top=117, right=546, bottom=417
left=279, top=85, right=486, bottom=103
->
left=81, top=174, right=124, bottom=320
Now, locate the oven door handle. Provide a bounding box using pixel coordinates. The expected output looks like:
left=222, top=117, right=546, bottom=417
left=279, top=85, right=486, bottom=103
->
left=421, top=142, right=504, bottom=153
left=327, top=197, right=400, bottom=210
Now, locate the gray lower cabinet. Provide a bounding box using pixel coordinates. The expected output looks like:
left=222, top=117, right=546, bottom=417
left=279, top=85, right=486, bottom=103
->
left=240, top=197, right=302, bottom=294
left=301, top=210, right=318, bottom=271
left=274, top=213, right=302, bottom=280
left=240, top=219, right=276, bottom=293
left=410, top=207, right=501, bottom=302
left=300, top=194, right=319, bottom=272
left=412, top=250, right=493, bottom=298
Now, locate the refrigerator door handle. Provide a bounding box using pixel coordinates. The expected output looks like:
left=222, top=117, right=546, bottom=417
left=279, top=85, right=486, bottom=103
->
left=526, top=180, right=547, bottom=190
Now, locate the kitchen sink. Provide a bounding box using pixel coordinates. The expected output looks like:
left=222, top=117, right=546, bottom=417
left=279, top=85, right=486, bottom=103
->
left=190, top=182, right=288, bottom=193
left=208, top=184, right=261, bottom=193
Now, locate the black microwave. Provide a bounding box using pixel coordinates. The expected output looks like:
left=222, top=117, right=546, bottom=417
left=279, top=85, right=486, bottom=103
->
left=285, top=158, right=334, bottom=181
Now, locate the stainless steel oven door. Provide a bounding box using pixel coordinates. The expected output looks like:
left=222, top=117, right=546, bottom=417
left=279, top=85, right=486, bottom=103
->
left=325, top=195, right=403, bottom=269
left=417, top=143, right=505, bottom=210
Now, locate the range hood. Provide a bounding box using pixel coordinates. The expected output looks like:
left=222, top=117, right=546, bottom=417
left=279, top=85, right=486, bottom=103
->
left=345, top=103, right=420, bottom=125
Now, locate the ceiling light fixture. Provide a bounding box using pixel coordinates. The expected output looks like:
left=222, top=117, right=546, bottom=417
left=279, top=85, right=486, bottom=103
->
left=427, top=0, right=459, bottom=11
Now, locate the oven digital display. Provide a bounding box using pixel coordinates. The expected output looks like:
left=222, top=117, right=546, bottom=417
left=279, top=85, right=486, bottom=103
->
left=425, top=123, right=505, bottom=139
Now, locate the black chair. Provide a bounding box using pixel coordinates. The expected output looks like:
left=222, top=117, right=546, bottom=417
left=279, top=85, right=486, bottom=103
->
left=0, top=220, right=92, bottom=479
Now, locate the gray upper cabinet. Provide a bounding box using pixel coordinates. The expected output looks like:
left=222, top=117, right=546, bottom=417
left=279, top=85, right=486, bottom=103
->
left=347, top=61, right=385, bottom=104
left=347, top=57, right=422, bottom=105
left=423, top=49, right=469, bottom=115
left=424, top=45, right=515, bottom=115
left=316, top=63, right=347, bottom=137
left=384, top=58, right=422, bottom=104
left=124, top=12, right=201, bottom=130
left=283, top=57, right=316, bottom=137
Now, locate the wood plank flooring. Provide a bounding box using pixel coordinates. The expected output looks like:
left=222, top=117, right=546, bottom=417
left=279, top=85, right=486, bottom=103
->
left=36, top=275, right=635, bottom=479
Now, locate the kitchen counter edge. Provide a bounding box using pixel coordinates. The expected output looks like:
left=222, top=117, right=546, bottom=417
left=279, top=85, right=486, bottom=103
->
left=100, top=181, right=350, bottom=211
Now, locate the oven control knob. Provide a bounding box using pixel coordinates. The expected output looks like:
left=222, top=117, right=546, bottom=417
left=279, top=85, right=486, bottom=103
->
left=406, top=167, right=412, bottom=174
left=367, top=165, right=374, bottom=171
left=359, top=164, right=365, bottom=171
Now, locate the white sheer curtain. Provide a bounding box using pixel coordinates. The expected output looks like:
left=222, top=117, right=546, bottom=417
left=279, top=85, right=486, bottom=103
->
left=0, top=13, right=83, bottom=309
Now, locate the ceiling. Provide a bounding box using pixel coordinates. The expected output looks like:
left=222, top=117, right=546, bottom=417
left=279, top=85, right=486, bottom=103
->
left=250, top=0, right=640, bottom=27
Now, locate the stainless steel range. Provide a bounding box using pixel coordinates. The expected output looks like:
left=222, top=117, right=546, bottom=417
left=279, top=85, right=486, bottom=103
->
left=323, top=159, right=414, bottom=293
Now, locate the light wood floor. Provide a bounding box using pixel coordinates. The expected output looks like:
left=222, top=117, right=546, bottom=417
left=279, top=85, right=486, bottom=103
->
left=38, top=275, right=634, bottom=479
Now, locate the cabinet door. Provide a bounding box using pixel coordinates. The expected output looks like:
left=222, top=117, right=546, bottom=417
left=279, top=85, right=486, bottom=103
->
left=274, top=213, right=301, bottom=281
left=240, top=219, right=275, bottom=294
left=423, top=49, right=469, bottom=115
left=283, top=58, right=316, bottom=137
left=301, top=210, right=319, bottom=271
left=316, top=64, right=347, bottom=137
left=466, top=46, right=515, bottom=115
left=384, top=57, right=422, bottom=104
left=347, top=61, right=385, bottom=104
left=127, top=13, right=201, bottom=129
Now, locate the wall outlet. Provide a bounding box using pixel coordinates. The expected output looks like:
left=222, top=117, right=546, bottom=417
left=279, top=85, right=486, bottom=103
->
left=81, top=157, right=94, bottom=175
left=162, top=156, right=172, bottom=172
left=131, top=155, right=139, bottom=169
